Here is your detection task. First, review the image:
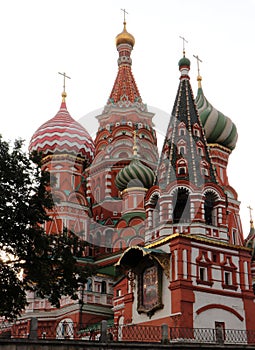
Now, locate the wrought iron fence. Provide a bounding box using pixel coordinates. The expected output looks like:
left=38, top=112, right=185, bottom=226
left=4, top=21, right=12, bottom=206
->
left=108, top=324, right=162, bottom=342
left=1, top=320, right=255, bottom=345
left=168, top=327, right=255, bottom=344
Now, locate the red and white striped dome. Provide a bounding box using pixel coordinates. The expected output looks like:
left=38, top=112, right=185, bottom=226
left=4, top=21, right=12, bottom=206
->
left=29, top=95, right=94, bottom=163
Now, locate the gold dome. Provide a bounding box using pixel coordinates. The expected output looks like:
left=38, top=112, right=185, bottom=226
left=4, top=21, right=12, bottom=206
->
left=115, top=21, right=135, bottom=47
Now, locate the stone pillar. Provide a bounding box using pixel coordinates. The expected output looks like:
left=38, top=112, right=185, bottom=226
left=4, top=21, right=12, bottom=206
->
left=100, top=320, right=107, bottom=342
left=28, top=317, right=38, bottom=340
left=161, top=324, right=169, bottom=344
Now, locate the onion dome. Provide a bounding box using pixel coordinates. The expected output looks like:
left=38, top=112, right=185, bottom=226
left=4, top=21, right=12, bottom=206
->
left=115, top=21, right=135, bottom=47
left=195, top=77, right=238, bottom=151
left=116, top=132, right=155, bottom=191
left=29, top=92, right=95, bottom=163
left=245, top=219, right=255, bottom=258
left=178, top=55, right=191, bottom=68
left=115, top=158, right=155, bottom=191
left=178, top=52, right=191, bottom=79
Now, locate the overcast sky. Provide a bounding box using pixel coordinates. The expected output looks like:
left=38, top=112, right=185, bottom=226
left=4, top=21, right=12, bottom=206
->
left=0, top=0, right=254, bottom=236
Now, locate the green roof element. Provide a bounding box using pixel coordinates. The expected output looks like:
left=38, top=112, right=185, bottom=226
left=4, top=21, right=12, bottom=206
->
left=196, top=86, right=238, bottom=150
left=115, top=158, right=155, bottom=191
left=97, top=265, right=116, bottom=277
left=121, top=211, right=146, bottom=223
left=178, top=56, right=191, bottom=67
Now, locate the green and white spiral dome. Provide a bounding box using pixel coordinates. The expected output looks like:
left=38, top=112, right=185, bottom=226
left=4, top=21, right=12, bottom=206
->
left=195, top=78, right=238, bottom=151
left=115, top=158, right=155, bottom=191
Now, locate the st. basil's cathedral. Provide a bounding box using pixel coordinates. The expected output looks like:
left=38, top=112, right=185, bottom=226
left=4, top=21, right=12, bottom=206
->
left=14, top=18, right=255, bottom=337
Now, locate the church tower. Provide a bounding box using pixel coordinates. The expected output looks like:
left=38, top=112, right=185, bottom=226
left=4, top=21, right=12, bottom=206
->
left=29, top=79, right=94, bottom=239
left=86, top=19, right=158, bottom=253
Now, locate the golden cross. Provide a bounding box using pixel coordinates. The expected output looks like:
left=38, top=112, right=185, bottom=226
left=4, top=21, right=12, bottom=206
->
left=58, top=72, right=71, bottom=92
left=193, top=54, right=202, bottom=76
left=248, top=205, right=253, bottom=221
left=179, top=36, right=188, bottom=53
left=121, top=8, right=128, bottom=22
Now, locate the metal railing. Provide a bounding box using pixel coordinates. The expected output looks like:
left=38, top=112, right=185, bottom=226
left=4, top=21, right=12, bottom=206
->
left=1, top=320, right=255, bottom=345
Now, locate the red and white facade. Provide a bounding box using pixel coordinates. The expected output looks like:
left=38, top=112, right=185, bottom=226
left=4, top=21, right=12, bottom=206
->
left=13, top=20, right=255, bottom=337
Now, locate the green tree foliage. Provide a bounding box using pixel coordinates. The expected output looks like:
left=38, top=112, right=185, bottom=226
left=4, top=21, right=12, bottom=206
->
left=0, top=137, right=96, bottom=320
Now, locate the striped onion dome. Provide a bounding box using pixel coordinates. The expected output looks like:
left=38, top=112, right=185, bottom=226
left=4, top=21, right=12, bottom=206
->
left=195, top=81, right=238, bottom=150
left=115, top=157, right=155, bottom=191
left=29, top=93, right=95, bottom=162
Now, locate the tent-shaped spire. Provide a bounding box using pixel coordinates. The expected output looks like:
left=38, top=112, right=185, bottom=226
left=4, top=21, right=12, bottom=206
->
left=107, top=20, right=142, bottom=106
left=158, top=52, right=217, bottom=188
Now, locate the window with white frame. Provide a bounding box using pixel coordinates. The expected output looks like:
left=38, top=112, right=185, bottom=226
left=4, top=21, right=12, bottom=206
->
left=178, top=145, right=186, bottom=154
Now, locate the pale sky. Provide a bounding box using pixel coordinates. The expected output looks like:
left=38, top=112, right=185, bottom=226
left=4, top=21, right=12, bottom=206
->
left=0, top=0, right=254, bottom=236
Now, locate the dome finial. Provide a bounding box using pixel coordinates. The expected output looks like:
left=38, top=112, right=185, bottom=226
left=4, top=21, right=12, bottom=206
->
left=178, top=36, right=190, bottom=76
left=248, top=205, right=254, bottom=229
left=179, top=35, right=188, bottom=57
left=116, top=9, right=135, bottom=47
left=193, top=54, right=203, bottom=88
left=121, top=8, right=128, bottom=23
left=58, top=72, right=71, bottom=102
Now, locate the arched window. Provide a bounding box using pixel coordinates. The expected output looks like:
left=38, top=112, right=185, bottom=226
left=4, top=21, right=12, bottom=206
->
left=197, top=147, right=203, bottom=156
left=56, top=319, right=74, bottom=339
left=152, top=199, right=160, bottom=228
left=178, top=139, right=186, bottom=155
left=95, top=186, right=100, bottom=202
left=178, top=122, right=186, bottom=136
left=201, top=161, right=209, bottom=176
left=177, top=159, right=187, bottom=175
left=193, top=128, right=200, bottom=137
left=173, top=188, right=190, bottom=223
left=101, top=281, right=107, bottom=294
left=87, top=278, right=92, bottom=292
left=204, top=192, right=217, bottom=226
left=178, top=145, right=186, bottom=155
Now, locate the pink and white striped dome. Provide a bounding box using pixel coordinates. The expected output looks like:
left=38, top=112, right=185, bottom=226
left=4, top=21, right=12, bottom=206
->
left=29, top=96, right=94, bottom=163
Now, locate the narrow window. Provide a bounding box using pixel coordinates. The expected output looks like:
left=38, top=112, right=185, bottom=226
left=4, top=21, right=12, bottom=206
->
left=199, top=267, right=206, bottom=281
left=71, top=175, right=75, bottom=189
left=55, top=173, right=60, bottom=188
left=173, top=188, right=190, bottom=223
left=178, top=167, right=186, bottom=175
left=101, top=281, right=107, bottom=294
left=179, top=146, right=186, bottom=155
left=197, top=147, right=203, bottom=156
left=87, top=278, right=92, bottom=291
left=224, top=271, right=231, bottom=285
left=232, top=229, right=237, bottom=245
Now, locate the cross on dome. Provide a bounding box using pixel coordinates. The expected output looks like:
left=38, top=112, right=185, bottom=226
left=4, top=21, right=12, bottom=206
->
left=58, top=72, right=71, bottom=101
left=193, top=54, right=203, bottom=87
left=193, top=54, right=202, bottom=76
left=248, top=205, right=254, bottom=222
left=179, top=36, right=188, bottom=56
left=121, top=8, right=128, bottom=23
